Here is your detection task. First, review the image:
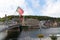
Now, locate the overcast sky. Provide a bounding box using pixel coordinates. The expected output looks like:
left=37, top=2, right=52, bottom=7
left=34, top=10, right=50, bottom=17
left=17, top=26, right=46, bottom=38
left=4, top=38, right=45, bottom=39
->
left=0, top=0, right=60, bottom=17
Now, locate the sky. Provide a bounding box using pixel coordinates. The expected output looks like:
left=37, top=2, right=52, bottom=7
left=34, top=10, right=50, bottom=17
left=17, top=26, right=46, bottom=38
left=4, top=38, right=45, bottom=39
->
left=0, top=0, right=60, bottom=17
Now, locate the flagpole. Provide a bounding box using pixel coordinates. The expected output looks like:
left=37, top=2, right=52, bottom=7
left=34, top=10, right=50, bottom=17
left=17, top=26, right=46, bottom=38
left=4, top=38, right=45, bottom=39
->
left=16, top=6, right=24, bottom=26
left=22, top=15, right=25, bottom=26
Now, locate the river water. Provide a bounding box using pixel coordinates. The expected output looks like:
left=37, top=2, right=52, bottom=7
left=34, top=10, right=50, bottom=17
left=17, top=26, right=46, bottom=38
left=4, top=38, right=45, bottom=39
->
left=19, top=28, right=60, bottom=40
left=0, top=25, right=60, bottom=40
left=20, top=28, right=60, bottom=38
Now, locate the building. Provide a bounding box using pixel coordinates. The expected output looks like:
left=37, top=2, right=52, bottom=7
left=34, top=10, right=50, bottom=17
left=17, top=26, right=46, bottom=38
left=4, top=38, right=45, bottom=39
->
left=53, top=21, right=58, bottom=27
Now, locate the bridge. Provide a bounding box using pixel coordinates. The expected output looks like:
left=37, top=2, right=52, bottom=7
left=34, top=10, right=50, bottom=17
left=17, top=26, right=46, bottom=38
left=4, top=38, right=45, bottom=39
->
left=0, top=23, right=21, bottom=32
left=0, top=23, right=24, bottom=40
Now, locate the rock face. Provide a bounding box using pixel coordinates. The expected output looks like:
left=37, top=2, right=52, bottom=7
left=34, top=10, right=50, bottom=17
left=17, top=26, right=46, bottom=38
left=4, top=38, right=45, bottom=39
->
left=25, top=18, right=40, bottom=28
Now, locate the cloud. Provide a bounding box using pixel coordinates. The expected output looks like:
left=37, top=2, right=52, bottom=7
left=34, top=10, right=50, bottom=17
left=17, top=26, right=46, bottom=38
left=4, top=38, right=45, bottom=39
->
left=41, top=0, right=60, bottom=17
left=30, top=0, right=40, bottom=8
left=25, top=0, right=41, bottom=15
left=0, top=0, right=38, bottom=17
left=1, top=0, right=60, bottom=17
left=0, top=0, right=27, bottom=17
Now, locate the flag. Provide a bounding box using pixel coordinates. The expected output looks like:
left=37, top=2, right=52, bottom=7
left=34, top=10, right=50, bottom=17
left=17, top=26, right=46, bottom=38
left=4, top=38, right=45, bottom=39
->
left=16, top=7, right=24, bottom=15
left=16, top=7, right=24, bottom=24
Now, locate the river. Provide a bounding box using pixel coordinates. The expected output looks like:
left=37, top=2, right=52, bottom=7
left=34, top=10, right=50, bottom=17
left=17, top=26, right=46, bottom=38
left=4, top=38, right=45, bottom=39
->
left=0, top=25, right=60, bottom=40
left=19, top=28, right=60, bottom=40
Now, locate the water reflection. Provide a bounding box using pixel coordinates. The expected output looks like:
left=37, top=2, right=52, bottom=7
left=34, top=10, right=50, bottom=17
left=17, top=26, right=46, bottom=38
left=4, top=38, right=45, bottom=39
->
left=20, top=28, right=60, bottom=38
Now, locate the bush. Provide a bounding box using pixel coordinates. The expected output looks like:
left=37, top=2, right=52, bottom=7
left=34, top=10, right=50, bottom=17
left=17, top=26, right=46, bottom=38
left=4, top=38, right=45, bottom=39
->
left=50, top=35, right=57, bottom=40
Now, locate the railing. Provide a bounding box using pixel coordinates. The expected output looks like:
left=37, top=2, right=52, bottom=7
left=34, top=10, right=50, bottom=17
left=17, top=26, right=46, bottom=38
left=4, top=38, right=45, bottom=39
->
left=0, top=23, right=20, bottom=32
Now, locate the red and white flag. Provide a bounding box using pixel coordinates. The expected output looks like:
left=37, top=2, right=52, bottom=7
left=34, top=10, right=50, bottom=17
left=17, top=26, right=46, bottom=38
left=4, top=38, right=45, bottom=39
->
left=16, top=7, right=24, bottom=15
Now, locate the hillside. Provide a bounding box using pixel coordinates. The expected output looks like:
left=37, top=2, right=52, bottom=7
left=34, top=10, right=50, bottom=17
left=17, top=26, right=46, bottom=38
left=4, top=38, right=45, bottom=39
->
left=0, top=15, right=60, bottom=22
